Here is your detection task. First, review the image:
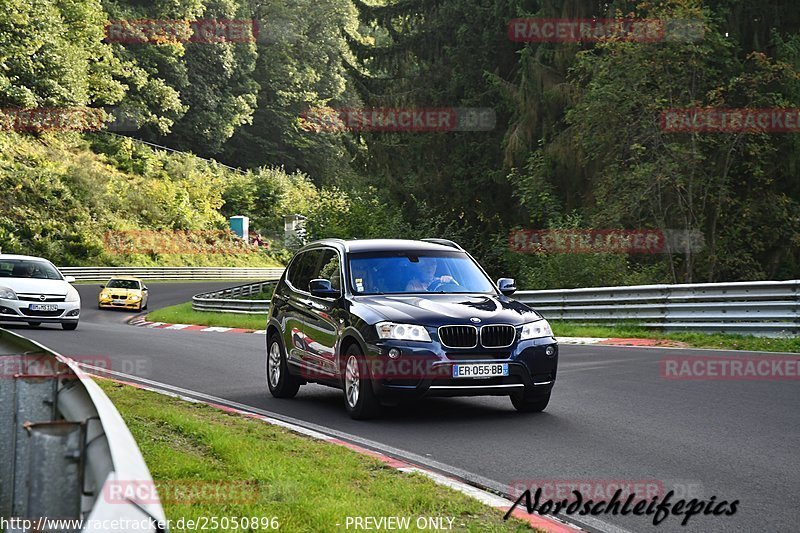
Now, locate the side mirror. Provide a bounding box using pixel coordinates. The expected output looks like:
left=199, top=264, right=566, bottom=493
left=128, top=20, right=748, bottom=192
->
left=309, top=279, right=340, bottom=298
left=64, top=276, right=76, bottom=283
left=142, top=286, right=148, bottom=291
left=497, top=278, right=517, bottom=296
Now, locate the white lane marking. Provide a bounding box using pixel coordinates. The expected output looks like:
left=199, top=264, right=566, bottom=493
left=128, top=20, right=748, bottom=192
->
left=163, top=324, right=191, bottom=330
left=201, top=326, right=232, bottom=332
left=399, top=467, right=510, bottom=508
left=557, top=337, right=609, bottom=344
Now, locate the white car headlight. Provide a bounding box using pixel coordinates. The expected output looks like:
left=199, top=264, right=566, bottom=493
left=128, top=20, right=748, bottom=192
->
left=130, top=294, right=141, bottom=301
left=65, top=287, right=80, bottom=302
left=0, top=286, right=18, bottom=300
left=520, top=319, right=554, bottom=340
left=376, top=322, right=432, bottom=342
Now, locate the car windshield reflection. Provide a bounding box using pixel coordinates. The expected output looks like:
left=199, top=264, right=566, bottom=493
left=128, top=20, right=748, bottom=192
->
left=349, top=251, right=495, bottom=295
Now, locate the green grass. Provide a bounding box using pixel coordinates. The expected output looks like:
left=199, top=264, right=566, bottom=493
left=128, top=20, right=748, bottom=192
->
left=98, top=380, right=535, bottom=533
left=551, top=322, right=800, bottom=353
left=146, top=302, right=267, bottom=330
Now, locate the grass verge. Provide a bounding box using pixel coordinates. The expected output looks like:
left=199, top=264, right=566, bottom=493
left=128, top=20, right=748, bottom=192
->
left=551, top=322, right=800, bottom=353
left=146, top=302, right=267, bottom=330
left=98, top=380, right=535, bottom=533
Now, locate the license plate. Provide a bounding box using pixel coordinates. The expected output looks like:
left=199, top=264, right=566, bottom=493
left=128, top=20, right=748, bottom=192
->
left=112, top=299, right=126, bottom=304
left=29, top=304, right=58, bottom=312
left=452, top=363, right=509, bottom=379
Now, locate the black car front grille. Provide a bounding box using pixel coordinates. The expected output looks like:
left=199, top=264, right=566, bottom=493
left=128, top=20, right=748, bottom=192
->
left=446, top=352, right=510, bottom=361
left=480, top=325, right=516, bottom=347
left=438, top=325, right=478, bottom=348
left=111, top=294, right=127, bottom=300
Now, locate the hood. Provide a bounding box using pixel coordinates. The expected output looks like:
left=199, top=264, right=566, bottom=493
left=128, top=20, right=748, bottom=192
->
left=352, top=293, right=541, bottom=326
left=101, top=287, right=142, bottom=294
left=0, top=278, right=71, bottom=296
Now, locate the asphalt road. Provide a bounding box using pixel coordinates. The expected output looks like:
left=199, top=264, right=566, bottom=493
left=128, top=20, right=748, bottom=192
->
left=6, top=283, right=798, bottom=533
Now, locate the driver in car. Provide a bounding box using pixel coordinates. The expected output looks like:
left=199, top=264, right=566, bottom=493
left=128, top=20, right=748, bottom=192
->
left=405, top=257, right=457, bottom=292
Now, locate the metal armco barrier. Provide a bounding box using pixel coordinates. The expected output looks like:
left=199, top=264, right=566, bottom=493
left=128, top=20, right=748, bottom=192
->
left=192, top=280, right=278, bottom=314
left=59, top=266, right=284, bottom=280
left=0, top=328, right=166, bottom=531
left=515, top=280, right=800, bottom=337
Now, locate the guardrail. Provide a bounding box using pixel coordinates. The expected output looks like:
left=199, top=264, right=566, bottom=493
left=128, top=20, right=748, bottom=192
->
left=192, top=280, right=278, bottom=314
left=0, top=328, right=166, bottom=531
left=59, top=266, right=285, bottom=280
left=515, top=280, right=800, bottom=337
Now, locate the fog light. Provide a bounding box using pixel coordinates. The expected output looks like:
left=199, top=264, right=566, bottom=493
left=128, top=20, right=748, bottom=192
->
left=388, top=348, right=401, bottom=359
left=65, top=309, right=80, bottom=317
left=545, top=345, right=556, bottom=356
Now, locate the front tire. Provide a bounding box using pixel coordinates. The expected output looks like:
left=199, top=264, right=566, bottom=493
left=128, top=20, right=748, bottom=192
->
left=267, top=336, right=300, bottom=398
left=62, top=322, right=78, bottom=331
left=342, top=345, right=381, bottom=420
left=511, top=390, right=551, bottom=412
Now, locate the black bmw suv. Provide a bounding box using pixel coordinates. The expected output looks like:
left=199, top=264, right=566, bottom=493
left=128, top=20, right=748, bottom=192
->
left=266, top=238, right=558, bottom=419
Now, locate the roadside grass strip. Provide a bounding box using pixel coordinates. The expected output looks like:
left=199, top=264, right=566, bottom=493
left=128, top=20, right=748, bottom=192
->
left=98, top=380, right=548, bottom=533
left=146, top=302, right=267, bottom=331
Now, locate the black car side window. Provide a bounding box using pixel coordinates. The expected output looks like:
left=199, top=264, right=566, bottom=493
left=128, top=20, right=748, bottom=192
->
left=287, top=250, right=322, bottom=292
left=317, top=249, right=342, bottom=293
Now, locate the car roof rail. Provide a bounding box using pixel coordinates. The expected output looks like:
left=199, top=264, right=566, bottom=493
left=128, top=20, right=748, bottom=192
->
left=421, top=238, right=464, bottom=250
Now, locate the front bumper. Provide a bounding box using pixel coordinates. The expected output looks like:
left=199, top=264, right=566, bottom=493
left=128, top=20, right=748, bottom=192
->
left=364, top=336, right=558, bottom=399
left=99, top=298, right=142, bottom=309
left=0, top=298, right=80, bottom=323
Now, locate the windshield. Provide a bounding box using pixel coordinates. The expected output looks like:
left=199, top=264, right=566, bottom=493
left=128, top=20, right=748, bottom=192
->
left=349, top=251, right=496, bottom=295
left=0, top=259, right=63, bottom=280
left=106, top=279, right=141, bottom=289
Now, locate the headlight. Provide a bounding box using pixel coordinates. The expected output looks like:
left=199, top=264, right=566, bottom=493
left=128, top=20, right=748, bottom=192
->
left=66, top=288, right=80, bottom=302
left=0, top=287, right=18, bottom=300
left=376, top=322, right=432, bottom=342
left=130, top=294, right=141, bottom=301
left=520, top=319, right=553, bottom=340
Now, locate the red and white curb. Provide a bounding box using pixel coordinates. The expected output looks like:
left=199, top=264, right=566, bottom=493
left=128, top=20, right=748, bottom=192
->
left=80, top=364, right=581, bottom=533
left=128, top=315, right=266, bottom=334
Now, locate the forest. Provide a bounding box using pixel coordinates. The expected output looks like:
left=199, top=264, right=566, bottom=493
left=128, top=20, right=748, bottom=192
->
left=1, top=0, right=798, bottom=287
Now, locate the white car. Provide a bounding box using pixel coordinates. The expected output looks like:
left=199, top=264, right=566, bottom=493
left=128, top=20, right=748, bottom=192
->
left=0, top=254, right=81, bottom=330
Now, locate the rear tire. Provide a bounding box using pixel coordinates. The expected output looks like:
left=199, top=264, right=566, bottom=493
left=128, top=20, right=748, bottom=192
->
left=267, top=336, right=300, bottom=398
left=511, top=390, right=550, bottom=413
left=62, top=322, right=78, bottom=331
left=342, top=344, right=381, bottom=420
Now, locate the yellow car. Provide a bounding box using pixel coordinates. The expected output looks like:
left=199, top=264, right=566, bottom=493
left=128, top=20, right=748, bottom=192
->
left=98, top=277, right=149, bottom=311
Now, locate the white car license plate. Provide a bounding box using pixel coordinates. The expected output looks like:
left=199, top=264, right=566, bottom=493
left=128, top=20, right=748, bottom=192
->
left=112, top=299, right=126, bottom=304
left=29, top=304, right=58, bottom=312
left=452, top=363, right=509, bottom=379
